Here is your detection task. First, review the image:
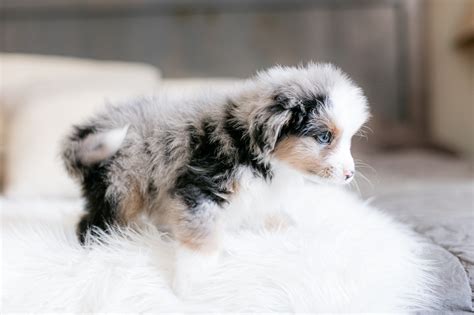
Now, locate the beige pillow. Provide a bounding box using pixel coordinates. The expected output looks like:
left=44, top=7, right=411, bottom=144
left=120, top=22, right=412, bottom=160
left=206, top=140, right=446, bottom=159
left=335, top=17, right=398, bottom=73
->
left=1, top=54, right=161, bottom=198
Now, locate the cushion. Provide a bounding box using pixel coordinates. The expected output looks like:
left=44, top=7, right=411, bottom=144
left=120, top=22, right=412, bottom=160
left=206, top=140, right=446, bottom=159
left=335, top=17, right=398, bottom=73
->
left=0, top=53, right=161, bottom=197
left=1, top=185, right=440, bottom=312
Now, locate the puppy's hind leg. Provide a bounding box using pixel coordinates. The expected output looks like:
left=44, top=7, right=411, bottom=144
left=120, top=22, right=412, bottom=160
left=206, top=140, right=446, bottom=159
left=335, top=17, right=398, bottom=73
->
left=76, top=210, right=113, bottom=244
left=77, top=172, right=123, bottom=245
left=170, top=200, right=222, bottom=297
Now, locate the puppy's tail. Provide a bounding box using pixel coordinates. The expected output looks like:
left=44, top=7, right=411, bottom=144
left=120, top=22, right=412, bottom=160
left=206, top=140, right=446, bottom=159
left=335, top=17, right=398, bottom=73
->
left=62, top=124, right=129, bottom=179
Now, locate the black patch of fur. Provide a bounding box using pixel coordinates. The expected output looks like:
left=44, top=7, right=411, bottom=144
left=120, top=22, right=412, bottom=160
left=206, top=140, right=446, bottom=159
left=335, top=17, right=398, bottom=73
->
left=71, top=125, right=97, bottom=141
left=173, top=120, right=235, bottom=211
left=173, top=106, right=275, bottom=214
left=274, top=93, right=329, bottom=138
left=223, top=103, right=272, bottom=179
left=302, top=94, right=327, bottom=113
left=252, top=119, right=268, bottom=153
left=77, top=161, right=118, bottom=244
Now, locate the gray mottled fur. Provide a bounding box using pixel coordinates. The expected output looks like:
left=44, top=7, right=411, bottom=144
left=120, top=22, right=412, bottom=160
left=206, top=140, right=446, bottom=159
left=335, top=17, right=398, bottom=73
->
left=61, top=62, right=369, bottom=246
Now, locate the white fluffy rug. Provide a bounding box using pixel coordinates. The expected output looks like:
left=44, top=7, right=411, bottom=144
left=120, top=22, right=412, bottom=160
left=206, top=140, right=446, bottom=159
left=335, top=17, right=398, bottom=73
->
left=1, top=185, right=439, bottom=312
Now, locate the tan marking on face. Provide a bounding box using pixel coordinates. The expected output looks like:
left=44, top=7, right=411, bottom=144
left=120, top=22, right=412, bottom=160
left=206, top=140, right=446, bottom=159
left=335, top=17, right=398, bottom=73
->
left=273, top=116, right=343, bottom=178
left=274, top=136, right=324, bottom=175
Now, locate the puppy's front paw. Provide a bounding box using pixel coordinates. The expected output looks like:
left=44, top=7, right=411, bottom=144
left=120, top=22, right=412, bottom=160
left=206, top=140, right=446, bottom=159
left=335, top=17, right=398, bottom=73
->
left=172, top=245, right=219, bottom=298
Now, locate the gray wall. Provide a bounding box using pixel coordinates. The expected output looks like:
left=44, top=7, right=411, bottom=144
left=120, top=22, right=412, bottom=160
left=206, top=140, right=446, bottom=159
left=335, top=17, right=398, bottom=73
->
left=1, top=0, right=423, bottom=136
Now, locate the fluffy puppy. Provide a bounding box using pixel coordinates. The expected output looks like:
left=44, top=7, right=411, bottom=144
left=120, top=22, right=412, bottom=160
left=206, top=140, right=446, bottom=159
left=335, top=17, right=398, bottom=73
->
left=62, top=63, right=369, bottom=294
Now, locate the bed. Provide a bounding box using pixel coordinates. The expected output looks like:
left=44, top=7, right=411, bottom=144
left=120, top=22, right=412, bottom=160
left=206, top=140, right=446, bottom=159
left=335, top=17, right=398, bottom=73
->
left=1, top=54, right=472, bottom=312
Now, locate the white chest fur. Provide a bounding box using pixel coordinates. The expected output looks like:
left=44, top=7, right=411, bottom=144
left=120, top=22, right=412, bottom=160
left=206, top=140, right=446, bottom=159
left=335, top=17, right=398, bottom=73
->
left=221, top=162, right=304, bottom=231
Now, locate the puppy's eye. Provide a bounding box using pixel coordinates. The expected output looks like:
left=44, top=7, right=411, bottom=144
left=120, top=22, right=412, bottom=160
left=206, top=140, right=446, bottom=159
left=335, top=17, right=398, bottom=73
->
left=316, top=131, right=333, bottom=144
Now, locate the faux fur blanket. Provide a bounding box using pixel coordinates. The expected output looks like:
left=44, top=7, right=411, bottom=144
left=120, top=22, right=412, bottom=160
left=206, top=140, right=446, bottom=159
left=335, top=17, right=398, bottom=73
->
left=2, top=185, right=439, bottom=312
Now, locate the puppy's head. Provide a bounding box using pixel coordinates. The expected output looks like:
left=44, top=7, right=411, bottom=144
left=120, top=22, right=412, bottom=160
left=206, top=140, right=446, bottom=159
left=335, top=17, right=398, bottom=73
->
left=247, top=63, right=369, bottom=185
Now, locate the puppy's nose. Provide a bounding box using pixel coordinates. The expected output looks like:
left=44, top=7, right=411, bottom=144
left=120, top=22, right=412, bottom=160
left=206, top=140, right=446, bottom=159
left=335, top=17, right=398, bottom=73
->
left=344, top=170, right=355, bottom=181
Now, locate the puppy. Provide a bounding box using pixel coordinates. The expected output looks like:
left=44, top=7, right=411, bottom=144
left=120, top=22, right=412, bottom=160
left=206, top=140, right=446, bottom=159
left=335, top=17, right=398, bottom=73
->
left=62, top=63, right=369, bottom=295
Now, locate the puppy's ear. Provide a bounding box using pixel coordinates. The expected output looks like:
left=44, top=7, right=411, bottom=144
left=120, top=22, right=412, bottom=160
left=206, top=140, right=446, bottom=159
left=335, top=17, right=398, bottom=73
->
left=251, top=94, right=301, bottom=155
